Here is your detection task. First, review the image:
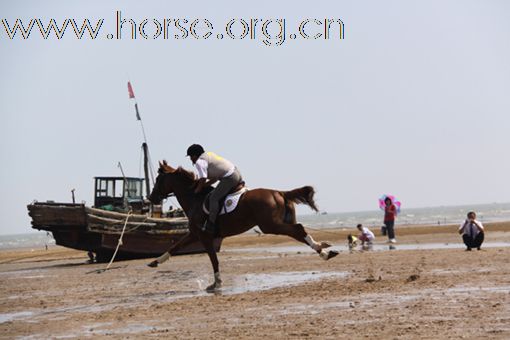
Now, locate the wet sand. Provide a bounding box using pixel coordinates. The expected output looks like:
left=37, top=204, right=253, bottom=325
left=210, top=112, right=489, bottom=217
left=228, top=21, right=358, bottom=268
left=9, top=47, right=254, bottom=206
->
left=1, top=222, right=510, bottom=339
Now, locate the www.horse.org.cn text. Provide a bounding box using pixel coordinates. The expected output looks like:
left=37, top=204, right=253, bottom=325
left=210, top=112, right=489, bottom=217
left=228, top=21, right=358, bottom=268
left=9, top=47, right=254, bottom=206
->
left=1, top=11, right=345, bottom=46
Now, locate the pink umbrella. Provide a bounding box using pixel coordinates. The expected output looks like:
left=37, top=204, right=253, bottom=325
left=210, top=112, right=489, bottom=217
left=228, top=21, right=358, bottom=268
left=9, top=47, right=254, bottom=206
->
left=379, top=194, right=401, bottom=214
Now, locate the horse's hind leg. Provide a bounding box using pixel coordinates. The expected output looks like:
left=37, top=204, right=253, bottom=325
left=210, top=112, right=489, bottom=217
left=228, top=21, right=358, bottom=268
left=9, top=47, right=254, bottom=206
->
left=259, top=223, right=338, bottom=260
left=280, top=196, right=333, bottom=255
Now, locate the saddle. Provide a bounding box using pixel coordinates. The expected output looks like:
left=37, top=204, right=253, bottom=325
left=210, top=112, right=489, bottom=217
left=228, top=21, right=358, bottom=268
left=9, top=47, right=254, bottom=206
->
left=230, top=181, right=245, bottom=194
left=203, top=181, right=247, bottom=215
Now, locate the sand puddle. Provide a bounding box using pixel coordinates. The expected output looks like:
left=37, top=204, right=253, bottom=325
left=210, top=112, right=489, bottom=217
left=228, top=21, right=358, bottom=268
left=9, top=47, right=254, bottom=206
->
left=225, top=241, right=510, bottom=254
left=220, top=271, right=349, bottom=295
left=444, top=285, right=510, bottom=294
left=0, top=311, right=34, bottom=323
left=267, top=284, right=510, bottom=318
left=0, top=270, right=348, bottom=326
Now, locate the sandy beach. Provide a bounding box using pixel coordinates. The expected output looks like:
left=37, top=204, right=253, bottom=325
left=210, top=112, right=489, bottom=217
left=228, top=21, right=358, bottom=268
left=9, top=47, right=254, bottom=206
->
left=1, top=222, right=510, bottom=339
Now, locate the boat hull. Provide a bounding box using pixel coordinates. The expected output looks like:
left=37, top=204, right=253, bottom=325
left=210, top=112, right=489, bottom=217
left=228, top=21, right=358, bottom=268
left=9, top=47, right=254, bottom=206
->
left=27, top=202, right=222, bottom=262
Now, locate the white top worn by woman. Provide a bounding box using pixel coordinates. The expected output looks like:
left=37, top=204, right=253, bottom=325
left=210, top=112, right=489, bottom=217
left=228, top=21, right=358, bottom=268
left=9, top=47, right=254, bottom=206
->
left=361, top=227, right=375, bottom=241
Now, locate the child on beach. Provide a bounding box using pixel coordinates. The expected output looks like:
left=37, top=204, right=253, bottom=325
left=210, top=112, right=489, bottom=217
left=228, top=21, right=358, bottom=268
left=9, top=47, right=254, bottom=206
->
left=356, top=224, right=375, bottom=249
left=347, top=234, right=358, bottom=250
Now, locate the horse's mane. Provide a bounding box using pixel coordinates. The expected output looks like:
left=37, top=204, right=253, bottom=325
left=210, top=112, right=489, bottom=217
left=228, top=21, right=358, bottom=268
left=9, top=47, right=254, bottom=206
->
left=174, top=166, right=214, bottom=197
left=159, top=161, right=197, bottom=184
left=175, top=166, right=196, bottom=183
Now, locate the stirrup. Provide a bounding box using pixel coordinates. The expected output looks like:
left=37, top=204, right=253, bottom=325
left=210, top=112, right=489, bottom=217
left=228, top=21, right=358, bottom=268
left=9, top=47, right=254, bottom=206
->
left=202, top=220, right=216, bottom=234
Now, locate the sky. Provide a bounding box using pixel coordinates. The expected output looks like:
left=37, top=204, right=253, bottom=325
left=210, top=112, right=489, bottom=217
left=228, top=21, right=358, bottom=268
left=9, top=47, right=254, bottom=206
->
left=1, top=1, right=509, bottom=235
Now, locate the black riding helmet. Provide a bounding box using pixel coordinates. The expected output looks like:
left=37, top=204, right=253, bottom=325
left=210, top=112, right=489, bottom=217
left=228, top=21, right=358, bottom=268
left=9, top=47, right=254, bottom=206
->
left=186, top=144, right=205, bottom=157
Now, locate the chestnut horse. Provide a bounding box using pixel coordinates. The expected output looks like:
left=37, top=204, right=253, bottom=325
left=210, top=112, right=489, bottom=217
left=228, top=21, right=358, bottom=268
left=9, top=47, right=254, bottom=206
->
left=147, top=161, right=338, bottom=291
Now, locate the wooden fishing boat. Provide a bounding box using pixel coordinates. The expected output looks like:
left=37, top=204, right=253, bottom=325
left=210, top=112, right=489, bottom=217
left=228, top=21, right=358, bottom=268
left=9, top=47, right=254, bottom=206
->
left=28, top=82, right=224, bottom=262
left=27, top=174, right=222, bottom=262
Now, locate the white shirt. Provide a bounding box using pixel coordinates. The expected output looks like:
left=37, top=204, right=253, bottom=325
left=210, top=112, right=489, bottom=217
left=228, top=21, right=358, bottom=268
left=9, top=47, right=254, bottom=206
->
left=194, top=158, right=235, bottom=179
left=194, top=159, right=208, bottom=179
left=459, top=219, right=484, bottom=238
left=361, top=227, right=375, bottom=241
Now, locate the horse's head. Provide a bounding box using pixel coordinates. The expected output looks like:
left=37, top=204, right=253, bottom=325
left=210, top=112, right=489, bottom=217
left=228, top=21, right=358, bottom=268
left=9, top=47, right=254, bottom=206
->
left=148, top=160, right=197, bottom=204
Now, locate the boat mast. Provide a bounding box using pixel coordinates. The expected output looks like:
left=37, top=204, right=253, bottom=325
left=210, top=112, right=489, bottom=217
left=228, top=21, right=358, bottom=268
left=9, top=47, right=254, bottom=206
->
left=128, top=81, right=155, bottom=197
left=142, top=142, right=151, bottom=199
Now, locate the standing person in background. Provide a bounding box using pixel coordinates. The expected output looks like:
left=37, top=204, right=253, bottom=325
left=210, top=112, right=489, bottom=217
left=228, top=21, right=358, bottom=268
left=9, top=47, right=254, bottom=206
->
left=384, top=197, right=397, bottom=243
left=459, top=211, right=484, bottom=251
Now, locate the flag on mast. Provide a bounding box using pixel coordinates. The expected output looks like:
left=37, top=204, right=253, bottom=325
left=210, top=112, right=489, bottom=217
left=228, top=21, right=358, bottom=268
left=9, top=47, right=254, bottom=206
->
left=127, top=81, right=135, bottom=99
left=128, top=81, right=141, bottom=121
left=127, top=80, right=147, bottom=142
left=125, top=80, right=153, bottom=184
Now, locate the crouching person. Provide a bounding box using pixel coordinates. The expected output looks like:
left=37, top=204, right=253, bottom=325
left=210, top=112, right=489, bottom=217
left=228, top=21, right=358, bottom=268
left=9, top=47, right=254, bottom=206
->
left=356, top=224, right=375, bottom=250
left=347, top=234, right=358, bottom=251
left=459, top=211, right=484, bottom=251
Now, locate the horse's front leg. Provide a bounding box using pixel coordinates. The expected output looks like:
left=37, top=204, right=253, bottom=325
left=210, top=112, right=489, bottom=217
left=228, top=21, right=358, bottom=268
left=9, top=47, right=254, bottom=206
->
left=147, top=231, right=196, bottom=267
left=199, top=233, right=221, bottom=291
left=186, top=206, right=221, bottom=291
left=205, top=249, right=221, bottom=292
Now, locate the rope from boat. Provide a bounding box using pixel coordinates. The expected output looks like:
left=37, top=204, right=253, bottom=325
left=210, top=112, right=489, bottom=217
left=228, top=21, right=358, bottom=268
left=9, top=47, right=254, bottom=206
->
left=123, top=216, right=149, bottom=233
left=103, top=211, right=131, bottom=271
left=121, top=216, right=187, bottom=234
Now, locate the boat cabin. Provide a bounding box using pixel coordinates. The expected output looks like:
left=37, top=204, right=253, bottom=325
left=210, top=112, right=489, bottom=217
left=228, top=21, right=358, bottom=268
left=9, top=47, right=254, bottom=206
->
left=94, top=177, right=146, bottom=213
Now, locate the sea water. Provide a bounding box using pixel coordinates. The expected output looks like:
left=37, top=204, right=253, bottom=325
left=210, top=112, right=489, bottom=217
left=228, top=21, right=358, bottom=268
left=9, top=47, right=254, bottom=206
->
left=1, top=202, right=510, bottom=250
left=298, top=202, right=510, bottom=230
left=0, top=232, right=55, bottom=250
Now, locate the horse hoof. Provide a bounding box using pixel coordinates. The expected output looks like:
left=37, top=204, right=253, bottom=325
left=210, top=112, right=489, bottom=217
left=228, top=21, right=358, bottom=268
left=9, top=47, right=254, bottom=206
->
left=206, top=282, right=221, bottom=292
left=321, top=249, right=339, bottom=260
left=327, top=250, right=339, bottom=260
left=320, top=241, right=332, bottom=249
left=147, top=260, right=158, bottom=268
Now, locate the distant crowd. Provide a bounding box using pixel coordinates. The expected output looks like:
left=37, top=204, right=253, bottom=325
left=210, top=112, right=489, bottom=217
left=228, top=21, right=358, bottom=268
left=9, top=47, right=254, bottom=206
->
left=348, top=197, right=484, bottom=251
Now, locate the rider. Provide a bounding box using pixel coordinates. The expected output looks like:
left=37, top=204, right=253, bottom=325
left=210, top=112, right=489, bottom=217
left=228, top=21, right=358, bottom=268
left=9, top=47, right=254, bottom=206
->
left=186, top=144, right=243, bottom=234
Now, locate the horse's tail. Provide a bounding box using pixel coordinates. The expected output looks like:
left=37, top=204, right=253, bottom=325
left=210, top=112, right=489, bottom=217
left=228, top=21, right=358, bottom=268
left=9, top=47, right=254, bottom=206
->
left=281, top=186, right=318, bottom=212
